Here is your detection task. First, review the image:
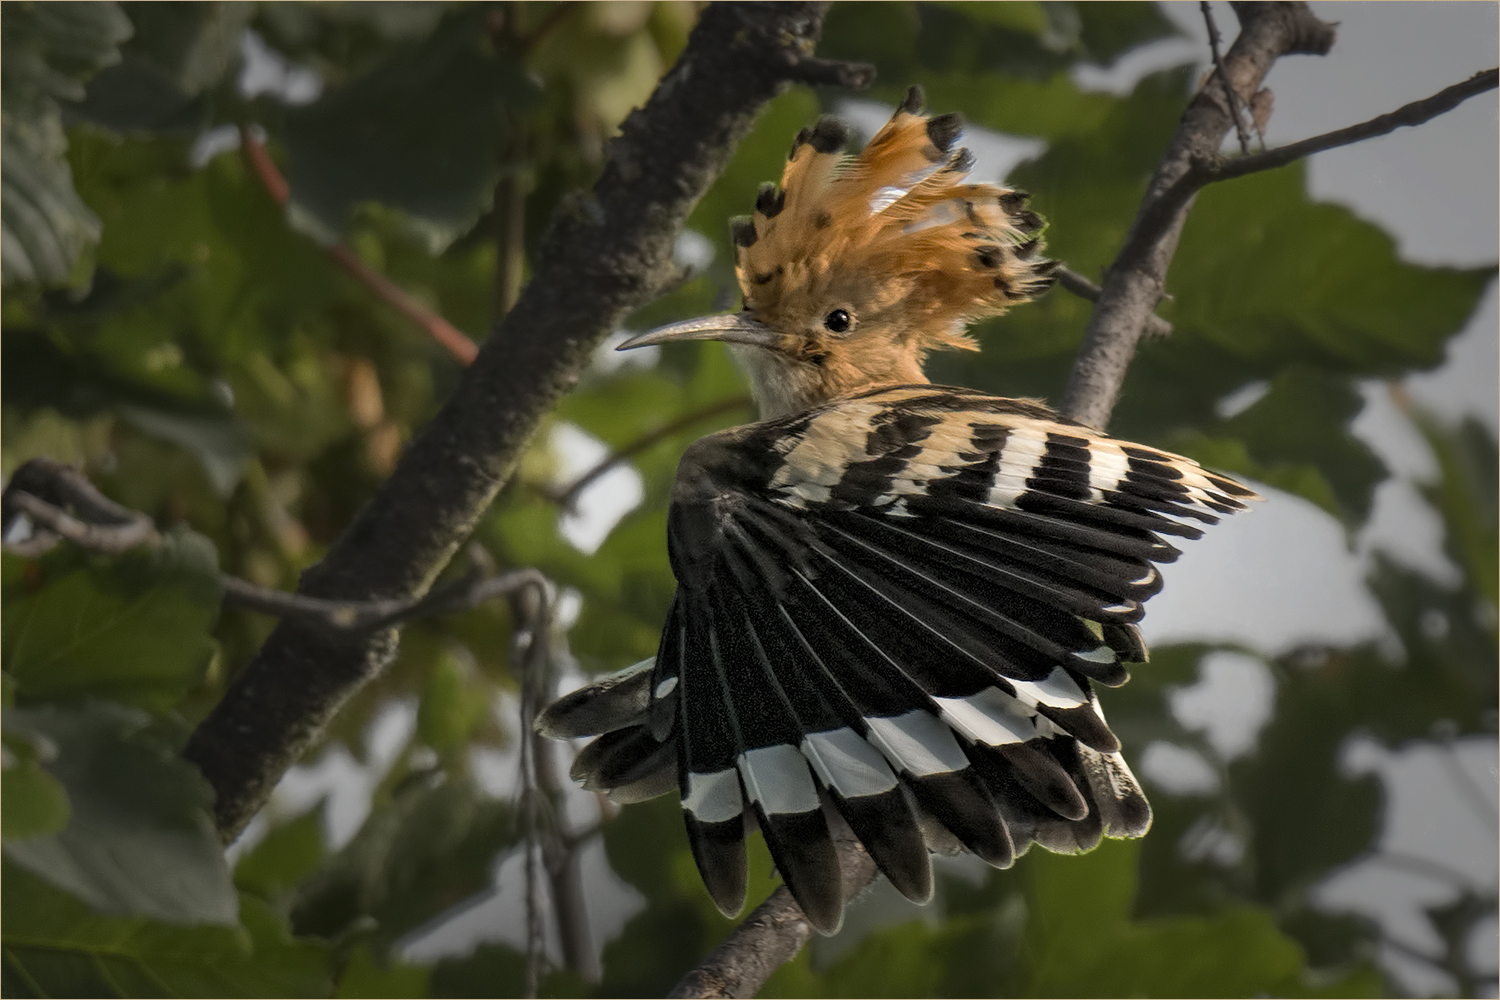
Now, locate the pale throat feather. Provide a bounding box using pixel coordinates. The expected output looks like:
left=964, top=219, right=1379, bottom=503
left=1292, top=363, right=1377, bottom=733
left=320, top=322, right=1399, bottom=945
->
left=729, top=343, right=931, bottom=420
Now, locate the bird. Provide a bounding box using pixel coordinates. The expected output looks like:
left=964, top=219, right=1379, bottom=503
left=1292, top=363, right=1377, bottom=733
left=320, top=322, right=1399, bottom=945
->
left=536, top=86, right=1258, bottom=935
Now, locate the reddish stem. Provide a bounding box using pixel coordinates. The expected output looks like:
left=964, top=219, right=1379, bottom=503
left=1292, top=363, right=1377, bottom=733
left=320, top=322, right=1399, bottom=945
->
left=237, top=125, right=480, bottom=367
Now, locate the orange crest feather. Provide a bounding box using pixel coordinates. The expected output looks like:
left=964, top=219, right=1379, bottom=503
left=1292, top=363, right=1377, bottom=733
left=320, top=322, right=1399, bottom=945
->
left=733, top=86, right=1057, bottom=352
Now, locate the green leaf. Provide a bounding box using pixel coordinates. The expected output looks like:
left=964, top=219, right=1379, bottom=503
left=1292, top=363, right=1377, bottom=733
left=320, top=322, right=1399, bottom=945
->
left=283, top=7, right=542, bottom=250
left=2, top=861, right=332, bottom=998
left=0, top=2, right=131, bottom=109
left=115, top=402, right=251, bottom=497
left=937, top=2, right=1049, bottom=36
left=290, top=774, right=514, bottom=949
left=0, top=1, right=131, bottom=288
left=1072, top=1, right=1183, bottom=66
left=1019, top=841, right=1369, bottom=998
left=2, top=702, right=237, bottom=925
left=74, top=2, right=255, bottom=134
left=1169, top=164, right=1495, bottom=381
left=3, top=527, right=222, bottom=711
left=1179, top=366, right=1386, bottom=527
left=336, top=945, right=430, bottom=999
left=1416, top=414, right=1500, bottom=607
left=415, top=650, right=489, bottom=756
left=1, top=119, right=103, bottom=289
left=822, top=3, right=1178, bottom=92
left=1, top=728, right=72, bottom=841
left=819, top=3, right=1175, bottom=146
left=234, top=806, right=327, bottom=903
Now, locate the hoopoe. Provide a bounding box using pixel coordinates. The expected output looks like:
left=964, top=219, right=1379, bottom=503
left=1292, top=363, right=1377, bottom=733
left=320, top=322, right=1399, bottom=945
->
left=537, top=87, right=1258, bottom=934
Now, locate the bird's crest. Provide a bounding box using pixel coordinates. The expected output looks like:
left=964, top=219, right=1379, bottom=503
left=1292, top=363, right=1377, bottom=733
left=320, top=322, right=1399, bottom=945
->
left=732, top=86, right=1058, bottom=354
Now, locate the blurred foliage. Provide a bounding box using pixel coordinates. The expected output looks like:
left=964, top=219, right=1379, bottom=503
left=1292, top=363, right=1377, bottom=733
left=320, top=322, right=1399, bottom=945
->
left=1, top=2, right=1494, bottom=997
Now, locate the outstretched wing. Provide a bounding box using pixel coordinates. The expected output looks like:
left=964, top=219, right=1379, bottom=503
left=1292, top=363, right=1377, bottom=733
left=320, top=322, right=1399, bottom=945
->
left=539, top=385, right=1257, bottom=934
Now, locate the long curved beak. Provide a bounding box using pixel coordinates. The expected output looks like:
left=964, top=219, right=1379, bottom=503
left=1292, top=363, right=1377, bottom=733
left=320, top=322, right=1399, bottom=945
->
left=616, top=313, right=780, bottom=351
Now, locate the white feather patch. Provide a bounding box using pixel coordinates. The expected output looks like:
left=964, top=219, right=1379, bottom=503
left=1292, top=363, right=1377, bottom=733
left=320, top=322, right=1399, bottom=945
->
left=1085, top=442, right=1130, bottom=495
left=801, top=728, right=899, bottom=798
left=983, top=425, right=1049, bottom=507
left=865, top=710, right=969, bottom=777
left=1010, top=667, right=1089, bottom=709
left=738, top=744, right=820, bottom=815
left=936, top=688, right=1036, bottom=746
left=683, top=768, right=743, bottom=823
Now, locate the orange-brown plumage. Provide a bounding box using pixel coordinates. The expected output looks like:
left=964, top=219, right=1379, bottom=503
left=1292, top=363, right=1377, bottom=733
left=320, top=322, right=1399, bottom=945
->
left=708, top=87, right=1058, bottom=418
left=734, top=87, right=1058, bottom=364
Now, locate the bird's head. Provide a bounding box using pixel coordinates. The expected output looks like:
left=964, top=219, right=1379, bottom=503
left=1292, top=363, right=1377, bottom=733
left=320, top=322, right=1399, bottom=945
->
left=619, top=87, right=1059, bottom=419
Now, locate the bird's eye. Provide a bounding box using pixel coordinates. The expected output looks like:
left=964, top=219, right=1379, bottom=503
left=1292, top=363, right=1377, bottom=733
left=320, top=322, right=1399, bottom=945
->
left=824, top=309, right=852, bottom=334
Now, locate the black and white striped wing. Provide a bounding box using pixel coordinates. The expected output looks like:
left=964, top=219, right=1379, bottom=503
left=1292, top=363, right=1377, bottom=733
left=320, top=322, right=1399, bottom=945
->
left=540, top=385, right=1257, bottom=934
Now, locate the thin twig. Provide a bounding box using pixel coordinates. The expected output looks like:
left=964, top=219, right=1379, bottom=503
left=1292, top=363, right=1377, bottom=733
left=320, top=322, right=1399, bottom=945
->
left=531, top=687, right=599, bottom=984
left=1, top=459, right=548, bottom=635
left=237, top=125, right=480, bottom=366
left=1433, top=731, right=1500, bottom=832
left=3, top=458, right=159, bottom=553
left=1060, top=2, right=1339, bottom=429
left=552, top=395, right=754, bottom=510
left=1055, top=266, right=1172, bottom=339
left=4, top=490, right=158, bottom=555
left=511, top=580, right=555, bottom=998
left=518, top=1, right=579, bottom=55
left=221, top=565, right=549, bottom=633
left=1196, top=68, right=1499, bottom=183
left=1202, top=2, right=1253, bottom=155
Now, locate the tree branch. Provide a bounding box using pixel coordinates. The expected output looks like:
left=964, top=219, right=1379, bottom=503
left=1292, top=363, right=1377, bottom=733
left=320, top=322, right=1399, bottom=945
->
left=1055, top=266, right=1172, bottom=339
left=550, top=395, right=754, bottom=511
left=1198, top=68, right=1499, bottom=183
left=238, top=125, right=481, bottom=367
left=668, top=840, right=878, bottom=1000
left=2, top=458, right=159, bottom=556
left=0, top=458, right=549, bottom=634
left=1202, top=1, right=1253, bottom=155
left=1059, top=1, right=1337, bottom=429
left=185, top=1, right=871, bottom=845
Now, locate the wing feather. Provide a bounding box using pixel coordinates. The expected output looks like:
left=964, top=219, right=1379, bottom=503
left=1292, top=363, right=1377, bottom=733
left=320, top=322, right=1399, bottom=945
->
left=546, top=384, right=1255, bottom=931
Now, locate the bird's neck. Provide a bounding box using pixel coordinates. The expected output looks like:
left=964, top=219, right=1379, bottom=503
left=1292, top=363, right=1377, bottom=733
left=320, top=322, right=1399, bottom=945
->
left=730, top=344, right=929, bottom=420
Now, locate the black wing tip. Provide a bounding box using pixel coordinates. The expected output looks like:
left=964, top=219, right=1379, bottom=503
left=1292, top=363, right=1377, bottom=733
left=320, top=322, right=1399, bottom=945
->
left=836, top=791, right=934, bottom=905
left=686, top=814, right=749, bottom=919
left=535, top=659, right=653, bottom=739
left=907, top=770, right=1015, bottom=869
left=761, top=809, right=846, bottom=935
